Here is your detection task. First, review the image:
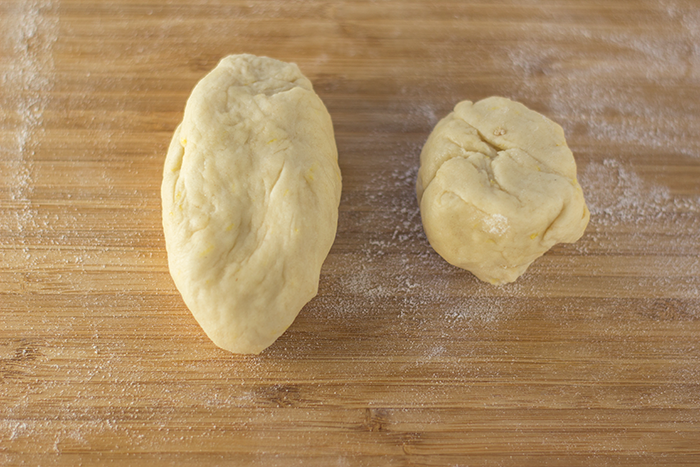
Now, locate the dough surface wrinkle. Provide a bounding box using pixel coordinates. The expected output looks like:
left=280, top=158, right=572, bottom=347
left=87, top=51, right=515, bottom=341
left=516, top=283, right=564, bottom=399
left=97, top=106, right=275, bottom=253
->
left=417, top=96, right=589, bottom=284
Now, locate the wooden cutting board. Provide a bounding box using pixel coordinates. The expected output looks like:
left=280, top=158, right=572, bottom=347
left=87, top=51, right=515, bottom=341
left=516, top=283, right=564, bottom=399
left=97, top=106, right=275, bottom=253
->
left=2, top=0, right=699, bottom=465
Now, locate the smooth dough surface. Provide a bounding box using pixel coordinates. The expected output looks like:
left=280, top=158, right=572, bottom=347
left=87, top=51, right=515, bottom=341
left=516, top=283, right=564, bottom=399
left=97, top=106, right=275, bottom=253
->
left=417, top=96, right=589, bottom=284
left=162, top=54, right=341, bottom=354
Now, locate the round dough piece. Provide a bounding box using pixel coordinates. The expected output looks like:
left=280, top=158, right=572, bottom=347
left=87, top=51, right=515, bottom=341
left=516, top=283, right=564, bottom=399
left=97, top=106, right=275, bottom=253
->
left=162, top=54, right=342, bottom=354
left=416, top=96, right=589, bottom=285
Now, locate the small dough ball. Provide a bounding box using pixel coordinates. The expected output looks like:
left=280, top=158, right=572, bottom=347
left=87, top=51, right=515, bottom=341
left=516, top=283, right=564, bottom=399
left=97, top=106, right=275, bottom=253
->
left=162, top=54, right=342, bottom=354
left=416, top=96, right=589, bottom=285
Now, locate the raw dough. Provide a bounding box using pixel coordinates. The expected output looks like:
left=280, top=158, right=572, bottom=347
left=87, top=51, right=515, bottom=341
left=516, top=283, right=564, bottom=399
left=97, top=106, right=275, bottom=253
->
left=416, top=96, right=589, bottom=284
left=162, top=54, right=341, bottom=354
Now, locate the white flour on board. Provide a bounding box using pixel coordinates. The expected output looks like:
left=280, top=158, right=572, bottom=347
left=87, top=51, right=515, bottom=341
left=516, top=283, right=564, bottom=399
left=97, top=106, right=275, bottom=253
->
left=580, top=158, right=700, bottom=227
left=506, top=0, right=700, bottom=159
left=1, top=0, right=57, bottom=250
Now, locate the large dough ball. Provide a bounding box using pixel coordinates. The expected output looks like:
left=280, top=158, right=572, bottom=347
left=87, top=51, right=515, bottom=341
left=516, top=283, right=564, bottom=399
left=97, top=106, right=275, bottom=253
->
left=162, top=54, right=342, bottom=354
left=416, top=96, right=589, bottom=285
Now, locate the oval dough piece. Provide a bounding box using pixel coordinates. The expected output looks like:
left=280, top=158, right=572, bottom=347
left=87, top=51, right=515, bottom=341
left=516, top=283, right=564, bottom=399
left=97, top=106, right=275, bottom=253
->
left=162, top=54, right=342, bottom=354
left=416, top=96, right=589, bottom=285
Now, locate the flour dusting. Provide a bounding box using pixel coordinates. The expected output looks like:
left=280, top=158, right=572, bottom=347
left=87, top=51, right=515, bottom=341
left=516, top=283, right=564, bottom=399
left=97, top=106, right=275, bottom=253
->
left=506, top=0, right=700, bottom=159
left=483, top=213, right=509, bottom=236
left=579, top=158, right=700, bottom=233
left=1, top=0, right=58, bottom=250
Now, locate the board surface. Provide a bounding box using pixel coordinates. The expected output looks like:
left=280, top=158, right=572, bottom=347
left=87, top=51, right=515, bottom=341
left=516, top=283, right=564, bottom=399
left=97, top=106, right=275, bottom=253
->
left=1, top=1, right=700, bottom=465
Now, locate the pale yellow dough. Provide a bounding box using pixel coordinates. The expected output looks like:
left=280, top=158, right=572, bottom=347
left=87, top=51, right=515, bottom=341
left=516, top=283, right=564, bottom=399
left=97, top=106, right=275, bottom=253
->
left=162, top=54, right=341, bottom=354
left=417, top=96, right=589, bottom=284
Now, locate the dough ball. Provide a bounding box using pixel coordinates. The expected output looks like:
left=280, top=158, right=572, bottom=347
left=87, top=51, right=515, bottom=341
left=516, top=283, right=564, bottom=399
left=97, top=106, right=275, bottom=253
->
left=162, top=54, right=342, bottom=354
left=416, top=96, right=589, bottom=285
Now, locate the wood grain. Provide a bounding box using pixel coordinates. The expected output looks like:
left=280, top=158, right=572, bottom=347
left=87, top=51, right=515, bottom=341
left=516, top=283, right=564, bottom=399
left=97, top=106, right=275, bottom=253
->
left=1, top=0, right=700, bottom=465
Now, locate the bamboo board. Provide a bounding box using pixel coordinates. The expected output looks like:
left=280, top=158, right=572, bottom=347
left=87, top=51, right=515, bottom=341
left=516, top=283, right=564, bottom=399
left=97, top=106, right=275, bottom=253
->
left=1, top=1, right=700, bottom=465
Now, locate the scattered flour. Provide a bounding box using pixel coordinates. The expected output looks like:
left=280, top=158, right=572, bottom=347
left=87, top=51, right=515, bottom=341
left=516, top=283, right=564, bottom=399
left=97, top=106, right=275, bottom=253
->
left=482, top=214, right=510, bottom=236
left=579, top=158, right=699, bottom=226
left=1, top=0, right=58, bottom=258
left=506, top=0, right=700, bottom=159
